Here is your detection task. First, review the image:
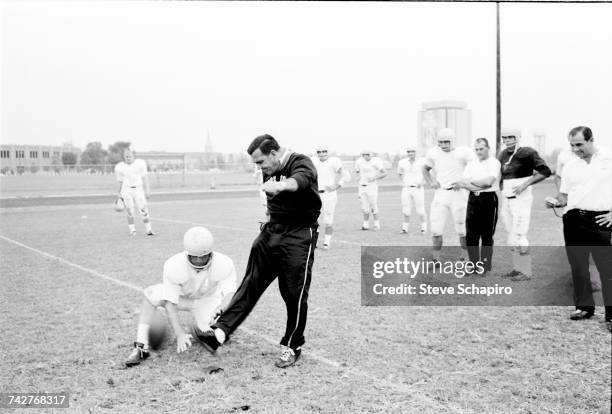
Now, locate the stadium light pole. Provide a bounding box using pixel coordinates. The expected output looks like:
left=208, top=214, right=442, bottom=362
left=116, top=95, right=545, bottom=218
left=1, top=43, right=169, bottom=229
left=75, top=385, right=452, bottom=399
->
left=496, top=2, right=501, bottom=155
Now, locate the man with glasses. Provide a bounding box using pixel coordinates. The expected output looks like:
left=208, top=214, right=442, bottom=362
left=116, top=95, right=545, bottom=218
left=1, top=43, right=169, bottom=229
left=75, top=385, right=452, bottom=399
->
left=498, top=128, right=551, bottom=281
left=397, top=146, right=427, bottom=234
left=311, top=146, right=350, bottom=250
left=452, top=138, right=501, bottom=275
left=355, top=150, right=387, bottom=230
left=125, top=227, right=237, bottom=367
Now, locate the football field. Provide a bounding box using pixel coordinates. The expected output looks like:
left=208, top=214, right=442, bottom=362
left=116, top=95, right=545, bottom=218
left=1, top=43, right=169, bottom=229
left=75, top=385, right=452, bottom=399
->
left=1, top=184, right=610, bottom=413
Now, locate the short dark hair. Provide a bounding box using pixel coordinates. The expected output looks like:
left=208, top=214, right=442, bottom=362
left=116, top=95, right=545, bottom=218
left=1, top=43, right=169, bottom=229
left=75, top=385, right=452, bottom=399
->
left=247, top=134, right=280, bottom=155
left=475, top=137, right=489, bottom=148
left=569, top=126, right=593, bottom=141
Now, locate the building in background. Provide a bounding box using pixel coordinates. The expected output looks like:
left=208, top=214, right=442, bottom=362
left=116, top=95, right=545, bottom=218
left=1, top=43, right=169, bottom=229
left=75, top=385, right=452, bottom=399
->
left=0, top=142, right=81, bottom=173
left=417, top=100, right=472, bottom=153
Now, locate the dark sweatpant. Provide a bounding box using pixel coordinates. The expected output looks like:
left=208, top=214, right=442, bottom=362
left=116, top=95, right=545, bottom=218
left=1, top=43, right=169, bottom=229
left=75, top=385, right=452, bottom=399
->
left=563, top=209, right=612, bottom=319
left=213, top=222, right=318, bottom=349
left=466, top=191, right=499, bottom=271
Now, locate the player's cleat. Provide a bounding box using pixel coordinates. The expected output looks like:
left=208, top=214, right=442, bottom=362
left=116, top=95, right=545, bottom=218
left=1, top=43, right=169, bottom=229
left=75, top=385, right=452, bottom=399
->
left=361, top=226, right=370, bottom=231
left=569, top=310, right=594, bottom=320
left=510, top=272, right=531, bottom=281
left=420, top=223, right=427, bottom=234
left=321, top=243, right=329, bottom=250
left=146, top=230, right=156, bottom=236
left=191, top=325, right=220, bottom=354
left=275, top=346, right=301, bottom=368
left=400, top=228, right=408, bottom=234
left=125, top=342, right=150, bottom=367
left=501, top=269, right=519, bottom=279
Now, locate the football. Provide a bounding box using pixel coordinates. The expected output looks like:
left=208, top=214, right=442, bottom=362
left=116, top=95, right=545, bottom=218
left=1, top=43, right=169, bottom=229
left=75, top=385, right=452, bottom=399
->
left=148, top=309, right=167, bottom=350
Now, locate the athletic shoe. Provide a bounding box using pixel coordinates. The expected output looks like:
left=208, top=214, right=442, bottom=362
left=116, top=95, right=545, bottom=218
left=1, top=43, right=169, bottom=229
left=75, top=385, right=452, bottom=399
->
left=125, top=342, right=150, bottom=367
left=420, top=224, right=427, bottom=234
left=361, top=226, right=370, bottom=231
left=191, top=326, right=220, bottom=354
left=400, top=228, right=408, bottom=234
left=510, top=272, right=531, bottom=281
left=569, top=310, right=594, bottom=320
left=321, top=244, right=329, bottom=250
left=146, top=230, right=156, bottom=236
left=275, top=346, right=301, bottom=368
left=501, top=270, right=519, bottom=279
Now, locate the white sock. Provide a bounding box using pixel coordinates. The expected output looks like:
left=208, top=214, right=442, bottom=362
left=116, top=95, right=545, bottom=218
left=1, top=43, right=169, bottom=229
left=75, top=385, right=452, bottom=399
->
left=129, top=224, right=136, bottom=233
left=362, top=221, right=369, bottom=228
left=374, top=220, right=380, bottom=227
left=136, top=323, right=150, bottom=347
left=145, top=222, right=152, bottom=232
left=402, top=222, right=409, bottom=231
left=323, top=234, right=332, bottom=245
left=214, top=328, right=226, bottom=344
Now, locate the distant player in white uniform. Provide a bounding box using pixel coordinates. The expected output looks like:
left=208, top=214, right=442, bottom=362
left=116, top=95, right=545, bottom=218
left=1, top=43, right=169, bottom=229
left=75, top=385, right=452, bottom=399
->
left=355, top=150, right=387, bottom=230
left=125, top=227, right=238, bottom=367
left=311, top=146, right=350, bottom=250
left=397, top=146, right=427, bottom=234
left=423, top=128, right=476, bottom=261
left=114, top=148, right=155, bottom=236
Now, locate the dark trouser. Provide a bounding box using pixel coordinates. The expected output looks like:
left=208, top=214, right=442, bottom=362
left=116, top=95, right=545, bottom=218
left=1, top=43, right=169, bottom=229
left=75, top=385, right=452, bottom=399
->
left=465, top=192, right=498, bottom=271
left=213, top=223, right=318, bottom=349
left=563, top=209, right=612, bottom=319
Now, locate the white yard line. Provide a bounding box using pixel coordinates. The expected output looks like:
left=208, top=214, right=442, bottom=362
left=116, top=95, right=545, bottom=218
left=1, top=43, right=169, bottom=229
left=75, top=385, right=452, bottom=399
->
left=0, top=233, right=458, bottom=413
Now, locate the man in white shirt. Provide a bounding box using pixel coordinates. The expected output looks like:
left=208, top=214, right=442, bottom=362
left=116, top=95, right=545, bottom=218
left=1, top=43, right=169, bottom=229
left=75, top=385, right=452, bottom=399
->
left=423, top=128, right=476, bottom=261
left=125, top=227, right=238, bottom=366
left=397, top=146, right=427, bottom=234
left=311, top=146, right=350, bottom=250
left=546, top=126, right=612, bottom=330
left=453, top=138, right=501, bottom=275
left=355, top=150, right=387, bottom=230
left=114, top=148, right=155, bottom=236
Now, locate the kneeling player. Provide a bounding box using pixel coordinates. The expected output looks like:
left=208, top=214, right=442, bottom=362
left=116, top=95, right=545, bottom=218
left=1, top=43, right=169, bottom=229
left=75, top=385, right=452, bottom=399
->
left=125, top=227, right=237, bottom=367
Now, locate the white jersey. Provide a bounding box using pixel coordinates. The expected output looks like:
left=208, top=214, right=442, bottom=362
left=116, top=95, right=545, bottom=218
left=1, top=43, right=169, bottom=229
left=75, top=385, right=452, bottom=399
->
left=355, top=157, right=385, bottom=185
left=560, top=147, right=612, bottom=212
left=425, top=146, right=475, bottom=189
left=161, top=251, right=237, bottom=305
left=312, top=156, right=343, bottom=189
left=463, top=157, right=501, bottom=192
left=115, top=159, right=148, bottom=189
left=397, top=157, right=425, bottom=187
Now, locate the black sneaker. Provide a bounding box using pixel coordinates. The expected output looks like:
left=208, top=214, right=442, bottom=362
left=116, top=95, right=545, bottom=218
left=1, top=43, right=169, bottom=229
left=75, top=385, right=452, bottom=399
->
left=146, top=230, right=156, bottom=236
left=569, top=310, right=594, bottom=321
left=125, top=342, right=150, bottom=367
left=275, top=346, right=301, bottom=368
left=510, top=272, right=531, bottom=281
left=191, top=326, right=220, bottom=354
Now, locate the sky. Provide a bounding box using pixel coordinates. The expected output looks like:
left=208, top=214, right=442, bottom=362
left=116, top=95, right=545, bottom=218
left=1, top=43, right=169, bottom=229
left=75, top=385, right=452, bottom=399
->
left=1, top=1, right=611, bottom=156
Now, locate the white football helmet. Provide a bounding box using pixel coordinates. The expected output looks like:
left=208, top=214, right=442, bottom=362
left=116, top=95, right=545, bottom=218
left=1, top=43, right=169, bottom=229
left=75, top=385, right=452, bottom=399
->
left=114, top=197, right=125, bottom=212
left=183, top=227, right=214, bottom=270
left=437, top=128, right=456, bottom=142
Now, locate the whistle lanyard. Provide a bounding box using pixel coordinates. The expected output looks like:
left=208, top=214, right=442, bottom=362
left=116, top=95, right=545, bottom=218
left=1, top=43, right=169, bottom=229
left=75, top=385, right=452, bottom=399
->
left=504, top=146, right=521, bottom=169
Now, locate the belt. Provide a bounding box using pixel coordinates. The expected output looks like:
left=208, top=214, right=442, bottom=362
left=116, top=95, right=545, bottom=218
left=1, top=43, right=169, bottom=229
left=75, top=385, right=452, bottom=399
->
left=130, top=186, right=137, bottom=189
left=318, top=190, right=325, bottom=193
left=568, top=209, right=609, bottom=217
left=406, top=185, right=420, bottom=188
left=471, top=191, right=495, bottom=197
left=360, top=184, right=369, bottom=187
left=442, top=187, right=454, bottom=191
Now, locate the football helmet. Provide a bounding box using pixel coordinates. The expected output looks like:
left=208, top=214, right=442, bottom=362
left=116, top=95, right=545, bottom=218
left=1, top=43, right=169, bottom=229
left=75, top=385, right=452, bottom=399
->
left=183, top=227, right=214, bottom=270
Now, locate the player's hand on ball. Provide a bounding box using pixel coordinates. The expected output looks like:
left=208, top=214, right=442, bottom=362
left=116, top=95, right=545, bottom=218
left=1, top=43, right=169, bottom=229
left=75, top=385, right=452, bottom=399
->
left=176, top=333, right=192, bottom=354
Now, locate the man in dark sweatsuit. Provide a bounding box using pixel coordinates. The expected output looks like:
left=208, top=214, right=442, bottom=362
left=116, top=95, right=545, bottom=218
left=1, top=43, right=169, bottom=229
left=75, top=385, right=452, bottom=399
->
left=194, top=134, right=321, bottom=368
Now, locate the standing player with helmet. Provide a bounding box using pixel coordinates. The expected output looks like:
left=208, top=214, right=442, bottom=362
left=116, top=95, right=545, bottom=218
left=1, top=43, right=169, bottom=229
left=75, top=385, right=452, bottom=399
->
left=397, top=146, right=427, bottom=234
left=114, top=148, right=155, bottom=236
left=422, top=128, right=476, bottom=261
left=124, top=227, right=237, bottom=367
left=195, top=134, right=321, bottom=368
left=498, top=128, right=551, bottom=281
left=311, top=146, right=350, bottom=250
left=355, top=150, right=387, bottom=230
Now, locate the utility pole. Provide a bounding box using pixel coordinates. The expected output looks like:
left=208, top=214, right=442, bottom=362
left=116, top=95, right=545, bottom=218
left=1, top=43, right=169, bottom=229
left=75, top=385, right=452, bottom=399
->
left=496, top=2, right=502, bottom=155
